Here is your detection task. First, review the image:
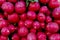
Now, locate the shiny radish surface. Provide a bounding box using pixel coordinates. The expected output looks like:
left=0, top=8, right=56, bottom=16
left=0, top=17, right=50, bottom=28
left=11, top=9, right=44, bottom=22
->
left=0, top=0, right=60, bottom=40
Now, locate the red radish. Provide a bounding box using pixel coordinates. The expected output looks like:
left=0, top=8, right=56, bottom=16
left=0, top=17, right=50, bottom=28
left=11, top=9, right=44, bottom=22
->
left=45, top=31, right=52, bottom=37
left=0, top=0, right=60, bottom=40
left=12, top=34, right=19, bottom=40
left=18, top=20, right=24, bottom=27
left=40, top=6, right=48, bottom=13
left=48, top=0, right=59, bottom=9
left=8, top=24, right=15, bottom=33
left=20, top=13, right=27, bottom=21
left=30, top=28, right=36, bottom=33
left=29, top=2, right=40, bottom=12
left=40, top=0, right=49, bottom=4
left=8, top=0, right=17, bottom=3
left=15, top=27, right=18, bottom=31
left=52, top=7, right=60, bottom=19
left=37, top=13, right=45, bottom=22
left=46, top=16, right=52, bottom=23
left=8, top=13, right=19, bottom=23
left=1, top=27, right=10, bottom=36
left=37, top=32, right=46, bottom=40
left=0, top=0, right=6, bottom=6
left=46, top=22, right=59, bottom=33
left=54, top=20, right=60, bottom=25
left=1, top=2, right=14, bottom=14
left=33, top=21, right=40, bottom=30
left=0, top=14, right=4, bottom=18
left=0, top=20, right=8, bottom=29
left=0, top=17, right=4, bottom=21
left=0, top=35, right=8, bottom=40
left=27, top=33, right=36, bottom=40
left=0, top=14, right=4, bottom=20
left=40, top=22, right=45, bottom=29
left=18, top=27, right=28, bottom=37
left=4, top=12, right=8, bottom=18
left=27, top=11, right=36, bottom=20
left=15, top=1, right=26, bottom=14
left=39, top=6, right=50, bottom=16
left=21, top=37, right=27, bottom=40
left=49, top=34, right=60, bottom=40
left=24, top=20, right=33, bottom=28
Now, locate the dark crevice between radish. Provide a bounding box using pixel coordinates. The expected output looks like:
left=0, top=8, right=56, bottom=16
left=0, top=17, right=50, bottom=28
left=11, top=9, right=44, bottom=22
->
left=0, top=8, right=4, bottom=13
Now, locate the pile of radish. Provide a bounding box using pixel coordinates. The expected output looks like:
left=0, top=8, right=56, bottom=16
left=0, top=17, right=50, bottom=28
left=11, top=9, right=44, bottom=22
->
left=0, top=0, right=60, bottom=40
